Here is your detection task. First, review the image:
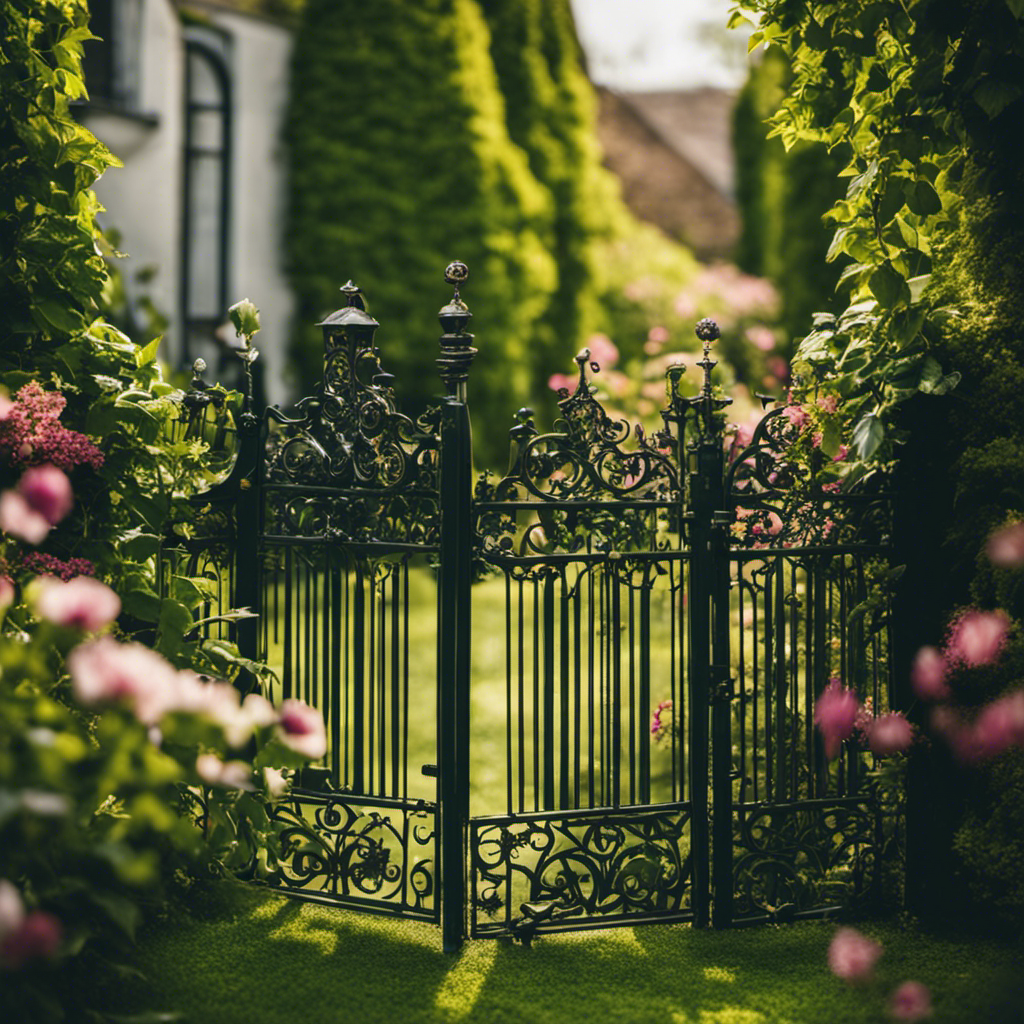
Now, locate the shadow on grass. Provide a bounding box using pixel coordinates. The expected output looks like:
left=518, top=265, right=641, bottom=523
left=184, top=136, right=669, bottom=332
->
left=101, top=883, right=1023, bottom=1024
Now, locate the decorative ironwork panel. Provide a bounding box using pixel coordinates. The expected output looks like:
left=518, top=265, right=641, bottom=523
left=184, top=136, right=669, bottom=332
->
left=265, top=792, right=438, bottom=921
left=732, top=800, right=878, bottom=922
left=470, top=804, right=693, bottom=939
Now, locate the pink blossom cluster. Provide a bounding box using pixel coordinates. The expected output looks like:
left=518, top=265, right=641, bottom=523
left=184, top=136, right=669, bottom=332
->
left=650, top=699, right=674, bottom=744
left=910, top=606, right=1024, bottom=762
left=691, top=264, right=780, bottom=318
left=0, top=382, right=103, bottom=472
left=815, top=678, right=914, bottom=759
left=0, top=464, right=73, bottom=544
left=0, top=880, right=62, bottom=970
left=67, top=634, right=327, bottom=759
left=827, top=929, right=932, bottom=1021
left=18, top=551, right=95, bottom=581
left=986, top=521, right=1024, bottom=567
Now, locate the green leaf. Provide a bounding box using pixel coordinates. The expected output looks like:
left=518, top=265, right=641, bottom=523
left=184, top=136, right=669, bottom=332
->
left=820, top=417, right=841, bottom=458
left=157, top=599, right=195, bottom=656
left=1008, top=0, right=1024, bottom=18
left=907, top=180, right=942, bottom=216
left=973, top=78, right=1023, bottom=119
left=136, top=337, right=161, bottom=367
left=228, top=298, right=261, bottom=339
left=869, top=262, right=908, bottom=307
left=907, top=274, right=931, bottom=303
left=852, top=412, right=885, bottom=460
left=122, top=588, right=163, bottom=622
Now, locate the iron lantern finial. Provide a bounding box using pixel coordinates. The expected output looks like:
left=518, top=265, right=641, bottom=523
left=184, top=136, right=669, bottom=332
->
left=438, top=260, right=476, bottom=398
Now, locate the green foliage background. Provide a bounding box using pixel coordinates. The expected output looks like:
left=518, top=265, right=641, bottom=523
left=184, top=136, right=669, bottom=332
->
left=731, top=46, right=846, bottom=352
left=731, top=0, right=1024, bottom=924
left=285, top=0, right=690, bottom=464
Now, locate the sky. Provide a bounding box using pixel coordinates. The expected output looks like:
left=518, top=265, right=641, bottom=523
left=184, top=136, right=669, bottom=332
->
left=569, top=0, right=753, bottom=92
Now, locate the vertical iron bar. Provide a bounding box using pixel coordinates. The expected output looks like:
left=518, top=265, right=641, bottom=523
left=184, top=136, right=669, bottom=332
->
left=352, top=563, right=365, bottom=794
left=437, top=393, right=473, bottom=954
left=543, top=570, right=556, bottom=810
left=639, top=573, right=651, bottom=805
left=559, top=570, right=570, bottom=810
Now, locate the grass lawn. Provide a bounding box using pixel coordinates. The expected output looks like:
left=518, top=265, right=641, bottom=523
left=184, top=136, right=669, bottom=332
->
left=102, top=882, right=1021, bottom=1024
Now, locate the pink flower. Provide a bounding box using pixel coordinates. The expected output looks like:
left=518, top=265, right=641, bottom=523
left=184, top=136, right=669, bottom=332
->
left=0, top=490, right=50, bottom=544
left=814, top=680, right=861, bottom=758
left=278, top=699, right=327, bottom=760
left=946, top=609, right=1009, bottom=667
left=0, top=576, right=13, bottom=614
left=782, top=405, right=809, bottom=431
left=195, top=753, right=254, bottom=790
left=548, top=372, right=576, bottom=395
left=647, top=325, right=670, bottom=344
left=32, top=576, right=121, bottom=631
left=971, top=691, right=1024, bottom=760
left=911, top=646, right=950, bottom=701
left=0, top=881, right=25, bottom=943
left=888, top=981, right=932, bottom=1021
left=0, top=382, right=102, bottom=471
left=828, top=927, right=882, bottom=981
left=987, top=522, right=1024, bottom=568
left=817, top=395, right=839, bottom=414
left=18, top=465, right=72, bottom=525
left=745, top=325, right=776, bottom=351
left=264, top=766, right=289, bottom=800
left=586, top=333, right=619, bottom=370
left=0, top=910, right=62, bottom=969
left=833, top=445, right=850, bottom=462
left=0, top=393, right=13, bottom=420
left=866, top=712, right=914, bottom=756
left=812, top=431, right=824, bottom=448
left=67, top=637, right=180, bottom=724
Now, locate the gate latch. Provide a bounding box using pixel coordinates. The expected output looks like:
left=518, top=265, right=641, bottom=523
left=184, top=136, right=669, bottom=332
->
left=421, top=764, right=438, bottom=778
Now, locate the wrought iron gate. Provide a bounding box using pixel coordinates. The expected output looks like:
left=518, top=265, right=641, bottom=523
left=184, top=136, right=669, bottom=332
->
left=169, top=263, right=894, bottom=951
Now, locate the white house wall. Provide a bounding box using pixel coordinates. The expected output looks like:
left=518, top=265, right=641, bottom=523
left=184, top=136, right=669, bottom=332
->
left=86, top=0, right=184, bottom=360
left=84, top=0, right=295, bottom=408
left=204, top=6, right=294, bottom=408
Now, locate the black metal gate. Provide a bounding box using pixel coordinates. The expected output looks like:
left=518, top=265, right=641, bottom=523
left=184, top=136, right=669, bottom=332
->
left=169, top=263, right=893, bottom=951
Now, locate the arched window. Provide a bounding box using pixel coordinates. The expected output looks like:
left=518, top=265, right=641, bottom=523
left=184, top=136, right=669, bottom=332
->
left=181, top=32, right=231, bottom=367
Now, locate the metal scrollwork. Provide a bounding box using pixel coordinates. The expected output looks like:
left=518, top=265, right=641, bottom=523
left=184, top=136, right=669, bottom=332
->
left=269, top=795, right=437, bottom=917
left=261, top=282, right=440, bottom=543
left=470, top=808, right=692, bottom=937
left=727, top=408, right=889, bottom=548
left=732, top=802, right=877, bottom=920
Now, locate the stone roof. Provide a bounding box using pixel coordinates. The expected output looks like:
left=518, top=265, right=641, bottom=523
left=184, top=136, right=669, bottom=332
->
left=614, top=88, right=738, bottom=199
left=596, top=86, right=740, bottom=259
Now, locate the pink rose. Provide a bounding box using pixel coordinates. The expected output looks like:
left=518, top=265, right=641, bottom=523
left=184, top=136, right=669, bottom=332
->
left=0, top=881, right=25, bottom=943
left=971, top=691, right=1024, bottom=760
left=68, top=637, right=180, bottom=724
left=585, top=333, right=619, bottom=369
left=866, top=712, right=914, bottom=756
left=814, top=680, right=861, bottom=758
left=32, top=576, right=121, bottom=631
left=277, top=699, right=327, bottom=760
left=0, top=490, right=50, bottom=544
left=888, top=981, right=932, bottom=1021
left=18, top=465, right=72, bottom=525
left=911, top=646, right=950, bottom=701
left=947, top=610, right=1009, bottom=667
left=987, top=522, right=1024, bottom=568
left=828, top=927, right=882, bottom=981
left=0, top=910, right=62, bottom=969
left=783, top=405, right=809, bottom=431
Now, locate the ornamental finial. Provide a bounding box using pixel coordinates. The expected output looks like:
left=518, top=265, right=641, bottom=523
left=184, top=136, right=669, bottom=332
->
left=438, top=261, right=476, bottom=397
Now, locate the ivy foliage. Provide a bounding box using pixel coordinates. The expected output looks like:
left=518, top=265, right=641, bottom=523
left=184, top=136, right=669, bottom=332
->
left=729, top=0, right=1024, bottom=924
left=730, top=0, right=1024, bottom=465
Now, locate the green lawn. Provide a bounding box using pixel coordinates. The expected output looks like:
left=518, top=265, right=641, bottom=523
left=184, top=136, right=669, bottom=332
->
left=104, top=883, right=1021, bottom=1024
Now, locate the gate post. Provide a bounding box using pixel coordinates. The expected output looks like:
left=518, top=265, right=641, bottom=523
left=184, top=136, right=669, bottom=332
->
left=687, top=319, right=734, bottom=928
left=233, top=409, right=263, bottom=676
left=436, top=262, right=476, bottom=953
